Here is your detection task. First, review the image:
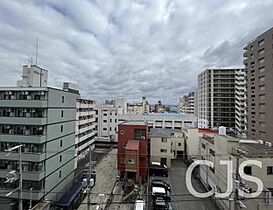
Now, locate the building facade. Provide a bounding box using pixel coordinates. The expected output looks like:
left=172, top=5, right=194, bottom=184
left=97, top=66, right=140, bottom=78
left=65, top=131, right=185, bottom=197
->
left=95, top=104, right=117, bottom=141
left=75, top=98, right=97, bottom=170
left=117, top=122, right=148, bottom=182
left=198, top=68, right=243, bottom=130
left=235, top=69, right=247, bottom=137
left=149, top=128, right=184, bottom=167
left=198, top=134, right=273, bottom=210
left=243, top=27, right=273, bottom=142
left=0, top=87, right=78, bottom=208
left=178, top=91, right=196, bottom=114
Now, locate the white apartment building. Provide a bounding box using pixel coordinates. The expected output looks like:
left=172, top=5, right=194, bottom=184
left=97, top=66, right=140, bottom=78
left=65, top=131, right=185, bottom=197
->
left=198, top=68, right=244, bottom=130
left=75, top=98, right=97, bottom=169
left=178, top=92, right=197, bottom=115
left=234, top=69, right=247, bottom=137
left=95, top=104, right=117, bottom=141
left=149, top=128, right=184, bottom=167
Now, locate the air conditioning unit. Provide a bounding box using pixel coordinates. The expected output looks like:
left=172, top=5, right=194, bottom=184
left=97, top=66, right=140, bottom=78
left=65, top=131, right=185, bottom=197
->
left=6, top=108, right=12, bottom=112
left=6, top=91, right=12, bottom=95
left=22, top=109, right=28, bottom=112
left=38, top=126, right=43, bottom=131
left=31, top=109, right=36, bottom=113
left=23, top=91, right=29, bottom=95
left=40, top=91, right=45, bottom=95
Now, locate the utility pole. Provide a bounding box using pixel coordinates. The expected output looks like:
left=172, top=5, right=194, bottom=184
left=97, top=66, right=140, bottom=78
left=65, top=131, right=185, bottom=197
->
left=87, top=145, right=92, bottom=210
left=234, top=150, right=240, bottom=210
left=29, top=187, right=33, bottom=210
left=5, top=145, right=23, bottom=210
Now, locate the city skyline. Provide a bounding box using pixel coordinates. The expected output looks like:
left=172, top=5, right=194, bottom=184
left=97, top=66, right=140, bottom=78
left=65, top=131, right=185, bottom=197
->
left=0, top=0, right=273, bottom=104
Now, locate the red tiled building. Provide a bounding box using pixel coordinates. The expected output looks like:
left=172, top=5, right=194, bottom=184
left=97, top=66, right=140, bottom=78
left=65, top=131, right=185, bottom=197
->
left=117, top=122, right=148, bottom=182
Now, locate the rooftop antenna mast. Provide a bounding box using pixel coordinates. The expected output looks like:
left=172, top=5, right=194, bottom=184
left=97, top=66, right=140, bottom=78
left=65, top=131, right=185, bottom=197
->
left=35, top=38, right=39, bottom=65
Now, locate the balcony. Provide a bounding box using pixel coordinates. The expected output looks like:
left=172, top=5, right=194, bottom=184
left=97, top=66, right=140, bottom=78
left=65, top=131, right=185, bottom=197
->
left=0, top=134, right=46, bottom=144
left=0, top=100, right=47, bottom=108
left=0, top=117, right=47, bottom=125
left=0, top=152, right=46, bottom=162
left=0, top=169, right=45, bottom=181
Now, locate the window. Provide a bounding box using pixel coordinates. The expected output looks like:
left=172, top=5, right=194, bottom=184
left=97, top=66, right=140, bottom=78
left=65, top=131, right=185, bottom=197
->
left=202, top=143, right=206, bottom=149
left=244, top=166, right=252, bottom=175
left=260, top=122, right=266, bottom=128
left=110, top=119, right=112, bottom=123
left=267, top=166, right=273, bottom=175
left=103, top=120, right=107, bottom=123
left=61, top=110, right=64, bottom=117
left=61, top=96, right=64, bottom=103
left=110, top=127, right=112, bottom=131
left=258, top=49, right=265, bottom=55
left=258, top=39, right=264, bottom=46
left=259, top=66, right=265, bottom=73
left=259, top=85, right=265, bottom=91
left=178, top=143, right=182, bottom=147
left=128, top=159, right=135, bottom=164
left=59, top=155, right=62, bottom=162
left=61, top=125, right=63, bottom=132
left=259, top=58, right=265, bottom=64
left=160, top=149, right=167, bottom=153
left=60, top=140, right=63, bottom=147
left=259, top=94, right=265, bottom=100
left=103, top=128, right=107, bottom=131
left=59, top=170, right=62, bottom=178
left=161, top=137, right=167, bottom=143
left=134, top=129, right=144, bottom=140
left=103, top=113, right=107, bottom=116
left=209, top=149, right=215, bottom=157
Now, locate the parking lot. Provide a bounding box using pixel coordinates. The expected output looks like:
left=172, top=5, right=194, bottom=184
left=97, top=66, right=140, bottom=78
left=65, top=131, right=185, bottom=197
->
left=149, top=159, right=218, bottom=210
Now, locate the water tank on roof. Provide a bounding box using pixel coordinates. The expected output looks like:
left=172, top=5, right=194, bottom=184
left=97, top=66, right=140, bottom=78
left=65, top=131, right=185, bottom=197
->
left=219, top=126, right=226, bottom=135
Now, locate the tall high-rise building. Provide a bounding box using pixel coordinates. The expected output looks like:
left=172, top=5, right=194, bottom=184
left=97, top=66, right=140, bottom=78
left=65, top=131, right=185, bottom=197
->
left=243, top=27, right=273, bottom=142
left=198, top=68, right=244, bottom=130
left=235, top=69, right=247, bottom=137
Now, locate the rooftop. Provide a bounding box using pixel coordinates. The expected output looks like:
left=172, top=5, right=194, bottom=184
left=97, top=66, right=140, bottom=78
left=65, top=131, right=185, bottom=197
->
left=149, top=128, right=181, bottom=138
left=238, top=142, right=273, bottom=158
left=120, top=121, right=147, bottom=126
left=126, top=140, right=139, bottom=150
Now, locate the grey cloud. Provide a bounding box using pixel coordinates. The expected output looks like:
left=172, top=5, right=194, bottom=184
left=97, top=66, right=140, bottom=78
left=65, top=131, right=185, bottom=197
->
left=0, top=0, right=273, bottom=104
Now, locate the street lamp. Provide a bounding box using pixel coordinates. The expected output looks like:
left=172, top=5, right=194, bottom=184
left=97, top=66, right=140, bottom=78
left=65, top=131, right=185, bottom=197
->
left=5, top=144, right=23, bottom=210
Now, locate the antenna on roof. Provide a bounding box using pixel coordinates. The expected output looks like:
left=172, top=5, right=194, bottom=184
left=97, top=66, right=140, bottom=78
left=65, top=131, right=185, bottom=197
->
left=35, top=38, right=39, bottom=65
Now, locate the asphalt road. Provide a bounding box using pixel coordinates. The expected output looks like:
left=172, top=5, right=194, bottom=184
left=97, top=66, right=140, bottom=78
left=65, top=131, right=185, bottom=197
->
left=169, top=159, right=218, bottom=210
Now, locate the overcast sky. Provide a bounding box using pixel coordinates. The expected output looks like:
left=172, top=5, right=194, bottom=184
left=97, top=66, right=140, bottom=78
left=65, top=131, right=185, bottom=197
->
left=0, top=0, right=273, bottom=104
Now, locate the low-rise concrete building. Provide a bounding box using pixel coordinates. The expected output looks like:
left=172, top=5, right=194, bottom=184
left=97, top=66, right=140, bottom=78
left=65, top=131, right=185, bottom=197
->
left=149, top=128, right=184, bottom=167
left=198, top=133, right=273, bottom=210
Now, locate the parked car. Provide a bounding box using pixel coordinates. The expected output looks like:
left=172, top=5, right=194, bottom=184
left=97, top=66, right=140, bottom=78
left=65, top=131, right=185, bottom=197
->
left=151, top=179, right=171, bottom=192
left=149, top=162, right=168, bottom=177
left=153, top=197, right=173, bottom=210
left=152, top=186, right=171, bottom=203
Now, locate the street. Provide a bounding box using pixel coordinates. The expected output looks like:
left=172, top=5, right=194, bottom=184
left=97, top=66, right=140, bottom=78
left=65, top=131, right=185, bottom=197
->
left=77, top=148, right=118, bottom=210
left=168, top=159, right=218, bottom=210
